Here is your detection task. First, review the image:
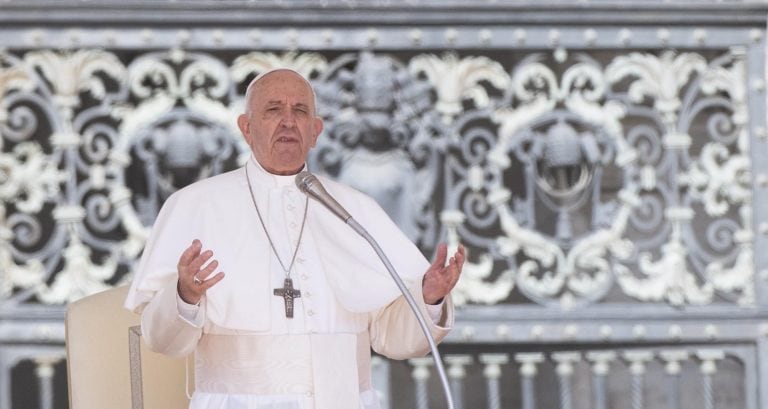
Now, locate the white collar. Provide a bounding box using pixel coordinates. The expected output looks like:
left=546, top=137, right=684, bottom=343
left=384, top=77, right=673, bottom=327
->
left=246, top=155, right=307, bottom=189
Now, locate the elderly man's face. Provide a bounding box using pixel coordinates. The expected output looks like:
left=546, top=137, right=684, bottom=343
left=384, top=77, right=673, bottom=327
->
left=237, top=71, right=323, bottom=175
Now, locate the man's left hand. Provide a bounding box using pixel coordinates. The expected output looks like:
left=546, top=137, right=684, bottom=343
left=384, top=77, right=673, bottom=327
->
left=422, top=243, right=465, bottom=305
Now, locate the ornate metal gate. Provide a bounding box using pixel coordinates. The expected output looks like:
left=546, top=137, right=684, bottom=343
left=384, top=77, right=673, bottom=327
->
left=0, top=1, right=767, bottom=408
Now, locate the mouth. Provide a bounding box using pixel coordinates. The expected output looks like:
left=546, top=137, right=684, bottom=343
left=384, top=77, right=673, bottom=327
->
left=275, top=135, right=300, bottom=144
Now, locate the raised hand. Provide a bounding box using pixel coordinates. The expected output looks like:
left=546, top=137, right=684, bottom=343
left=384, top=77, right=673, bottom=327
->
left=177, top=239, right=225, bottom=305
left=422, top=243, right=465, bottom=305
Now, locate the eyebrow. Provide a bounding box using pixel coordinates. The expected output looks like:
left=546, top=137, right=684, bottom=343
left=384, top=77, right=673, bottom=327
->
left=264, top=100, right=311, bottom=109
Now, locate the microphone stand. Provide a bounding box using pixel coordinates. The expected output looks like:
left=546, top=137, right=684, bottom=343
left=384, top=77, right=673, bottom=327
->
left=345, top=218, right=455, bottom=409
left=295, top=171, right=454, bottom=407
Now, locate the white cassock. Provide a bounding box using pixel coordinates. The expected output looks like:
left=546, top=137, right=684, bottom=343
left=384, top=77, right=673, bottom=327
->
left=124, top=156, right=454, bottom=409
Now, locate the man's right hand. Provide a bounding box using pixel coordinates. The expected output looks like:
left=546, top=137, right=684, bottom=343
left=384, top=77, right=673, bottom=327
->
left=177, top=239, right=225, bottom=305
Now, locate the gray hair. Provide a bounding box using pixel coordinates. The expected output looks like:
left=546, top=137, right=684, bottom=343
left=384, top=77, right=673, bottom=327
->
left=243, top=68, right=318, bottom=116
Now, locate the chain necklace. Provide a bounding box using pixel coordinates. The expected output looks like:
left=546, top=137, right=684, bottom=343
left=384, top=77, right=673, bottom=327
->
left=245, top=164, right=308, bottom=318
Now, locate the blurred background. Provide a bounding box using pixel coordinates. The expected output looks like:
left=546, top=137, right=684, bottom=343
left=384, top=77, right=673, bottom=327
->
left=1, top=0, right=767, bottom=408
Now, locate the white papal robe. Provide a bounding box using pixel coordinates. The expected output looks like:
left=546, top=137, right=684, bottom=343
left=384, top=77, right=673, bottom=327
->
left=124, top=156, right=454, bottom=409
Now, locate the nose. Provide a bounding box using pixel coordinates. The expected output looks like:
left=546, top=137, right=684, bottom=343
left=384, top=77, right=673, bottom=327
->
left=279, top=110, right=297, bottom=128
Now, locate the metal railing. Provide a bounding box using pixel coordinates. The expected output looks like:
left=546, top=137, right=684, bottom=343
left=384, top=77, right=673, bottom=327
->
left=2, top=1, right=768, bottom=408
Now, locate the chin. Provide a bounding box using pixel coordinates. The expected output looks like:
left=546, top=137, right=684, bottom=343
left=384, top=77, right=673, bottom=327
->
left=272, top=162, right=304, bottom=175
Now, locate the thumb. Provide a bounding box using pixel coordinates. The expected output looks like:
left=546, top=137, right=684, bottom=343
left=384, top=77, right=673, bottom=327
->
left=430, top=243, right=448, bottom=270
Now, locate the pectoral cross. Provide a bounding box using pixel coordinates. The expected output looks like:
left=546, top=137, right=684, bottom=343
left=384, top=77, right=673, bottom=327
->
left=273, top=278, right=301, bottom=318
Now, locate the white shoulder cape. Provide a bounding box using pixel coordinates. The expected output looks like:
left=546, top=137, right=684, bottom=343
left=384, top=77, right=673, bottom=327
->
left=124, top=163, right=429, bottom=331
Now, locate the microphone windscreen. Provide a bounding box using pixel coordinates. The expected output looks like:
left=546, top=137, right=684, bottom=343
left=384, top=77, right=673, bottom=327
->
left=295, top=171, right=316, bottom=193
left=294, top=171, right=352, bottom=222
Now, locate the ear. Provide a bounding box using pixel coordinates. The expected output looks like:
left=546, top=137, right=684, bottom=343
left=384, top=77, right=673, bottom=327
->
left=237, top=114, right=250, bottom=144
left=311, top=117, right=324, bottom=147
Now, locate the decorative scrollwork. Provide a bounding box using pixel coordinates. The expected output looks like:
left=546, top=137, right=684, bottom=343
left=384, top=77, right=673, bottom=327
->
left=0, top=46, right=755, bottom=309
left=409, top=52, right=509, bottom=124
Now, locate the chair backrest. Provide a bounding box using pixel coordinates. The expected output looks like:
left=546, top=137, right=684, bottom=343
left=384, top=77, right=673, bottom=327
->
left=66, top=285, right=191, bottom=409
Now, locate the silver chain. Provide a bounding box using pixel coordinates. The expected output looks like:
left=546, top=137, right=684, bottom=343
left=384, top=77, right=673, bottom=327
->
left=245, top=165, right=309, bottom=278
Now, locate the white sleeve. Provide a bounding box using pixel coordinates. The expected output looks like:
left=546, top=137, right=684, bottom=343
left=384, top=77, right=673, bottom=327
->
left=425, top=299, right=445, bottom=324
left=368, top=282, right=454, bottom=360
left=176, top=291, right=204, bottom=327
left=140, top=279, right=204, bottom=357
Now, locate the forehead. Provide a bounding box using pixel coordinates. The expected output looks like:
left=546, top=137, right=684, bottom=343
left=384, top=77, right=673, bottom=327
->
left=251, top=71, right=315, bottom=105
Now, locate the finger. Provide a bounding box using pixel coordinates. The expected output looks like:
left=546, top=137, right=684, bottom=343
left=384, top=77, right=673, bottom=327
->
left=201, top=272, right=226, bottom=290
left=441, top=257, right=461, bottom=284
left=430, top=243, right=448, bottom=270
left=439, top=244, right=464, bottom=271
left=178, top=240, right=202, bottom=269
left=197, top=259, right=219, bottom=280
left=455, top=245, right=466, bottom=271
left=447, top=245, right=465, bottom=268
left=188, top=249, right=214, bottom=274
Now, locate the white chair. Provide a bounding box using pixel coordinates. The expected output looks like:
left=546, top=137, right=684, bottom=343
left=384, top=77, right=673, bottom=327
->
left=65, top=285, right=192, bottom=409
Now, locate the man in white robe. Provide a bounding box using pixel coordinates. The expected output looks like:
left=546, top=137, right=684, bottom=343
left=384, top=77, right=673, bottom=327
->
left=124, top=69, right=465, bottom=409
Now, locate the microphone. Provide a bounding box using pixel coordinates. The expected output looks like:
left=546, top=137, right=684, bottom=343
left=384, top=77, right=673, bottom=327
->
left=295, top=171, right=352, bottom=222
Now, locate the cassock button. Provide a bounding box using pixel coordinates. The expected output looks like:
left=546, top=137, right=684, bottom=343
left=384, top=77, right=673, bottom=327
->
left=301, top=274, right=308, bottom=280
left=296, top=257, right=304, bottom=264
left=305, top=291, right=312, bottom=298
left=307, top=310, right=315, bottom=316
left=287, top=204, right=295, bottom=210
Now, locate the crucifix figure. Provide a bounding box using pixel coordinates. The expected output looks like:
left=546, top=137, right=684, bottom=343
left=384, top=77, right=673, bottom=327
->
left=273, top=278, right=301, bottom=318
